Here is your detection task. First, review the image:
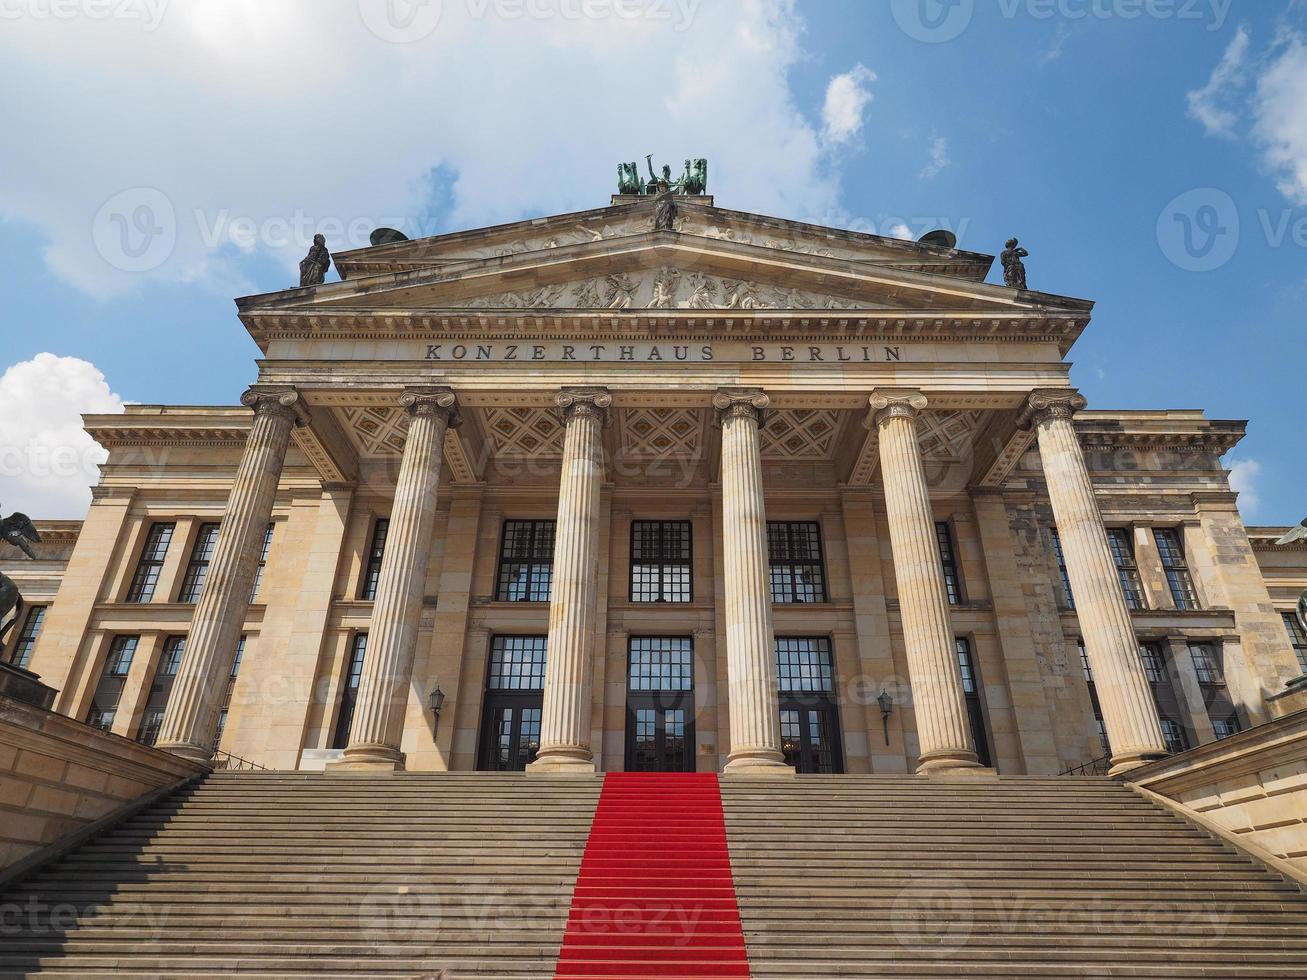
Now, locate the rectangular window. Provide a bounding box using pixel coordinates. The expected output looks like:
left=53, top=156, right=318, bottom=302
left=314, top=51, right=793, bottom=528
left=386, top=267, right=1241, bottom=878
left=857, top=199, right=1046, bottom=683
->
left=1283, top=612, right=1307, bottom=673
left=137, top=636, right=185, bottom=746
left=1212, top=716, right=1241, bottom=740
left=954, top=636, right=991, bottom=767
left=1189, top=643, right=1222, bottom=685
left=630, top=521, right=692, bottom=603
left=955, top=637, right=979, bottom=695
left=9, top=605, right=46, bottom=670
left=495, top=520, right=555, bottom=602
left=1139, top=642, right=1167, bottom=684
left=1153, top=528, right=1198, bottom=610
left=331, top=633, right=368, bottom=750
left=1050, top=528, right=1075, bottom=609
left=628, top=636, right=693, bottom=692
left=249, top=523, right=274, bottom=601
left=178, top=523, right=220, bottom=603
left=360, top=518, right=389, bottom=601
left=86, top=635, right=138, bottom=732
left=213, top=635, right=245, bottom=750
left=934, top=521, right=964, bottom=605
left=1105, top=528, right=1144, bottom=611
left=126, top=523, right=175, bottom=602
left=767, top=522, right=827, bottom=604
left=775, top=637, right=835, bottom=694
left=487, top=635, right=548, bottom=690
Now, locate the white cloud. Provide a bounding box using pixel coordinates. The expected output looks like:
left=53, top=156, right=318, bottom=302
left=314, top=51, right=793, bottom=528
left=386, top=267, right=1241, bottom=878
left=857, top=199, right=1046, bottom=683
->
left=919, top=135, right=951, bottom=180
left=0, top=354, right=125, bottom=520
left=1227, top=457, right=1263, bottom=519
left=821, top=63, right=877, bottom=145
left=0, top=0, right=854, bottom=299
left=888, top=222, right=913, bottom=241
left=1252, top=33, right=1307, bottom=204
left=1040, top=23, right=1073, bottom=65
left=1187, top=26, right=1251, bottom=138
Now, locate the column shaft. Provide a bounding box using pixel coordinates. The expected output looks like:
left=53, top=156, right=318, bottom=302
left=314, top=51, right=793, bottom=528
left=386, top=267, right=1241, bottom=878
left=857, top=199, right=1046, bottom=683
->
left=529, top=388, right=609, bottom=773
left=715, top=389, right=790, bottom=774
left=157, top=388, right=301, bottom=762
left=871, top=390, right=980, bottom=773
left=1023, top=389, right=1167, bottom=773
left=335, top=389, right=458, bottom=771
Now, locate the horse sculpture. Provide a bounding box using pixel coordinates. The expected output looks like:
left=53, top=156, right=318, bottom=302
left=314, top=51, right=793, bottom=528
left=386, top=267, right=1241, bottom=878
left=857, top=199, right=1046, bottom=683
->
left=0, top=511, right=41, bottom=644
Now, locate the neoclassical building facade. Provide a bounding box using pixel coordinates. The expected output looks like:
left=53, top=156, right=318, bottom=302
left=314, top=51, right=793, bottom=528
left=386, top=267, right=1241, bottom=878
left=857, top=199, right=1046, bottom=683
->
left=5, top=193, right=1306, bottom=778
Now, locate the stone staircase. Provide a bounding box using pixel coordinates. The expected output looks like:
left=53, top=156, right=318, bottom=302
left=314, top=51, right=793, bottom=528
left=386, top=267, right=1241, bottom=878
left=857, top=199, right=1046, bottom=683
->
left=1, top=772, right=1306, bottom=978
left=0, top=772, right=602, bottom=979
left=722, top=776, right=1307, bottom=978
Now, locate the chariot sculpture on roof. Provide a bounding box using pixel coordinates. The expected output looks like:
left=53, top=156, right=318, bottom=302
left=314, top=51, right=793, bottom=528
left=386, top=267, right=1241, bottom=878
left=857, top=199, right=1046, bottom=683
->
left=617, top=156, right=707, bottom=196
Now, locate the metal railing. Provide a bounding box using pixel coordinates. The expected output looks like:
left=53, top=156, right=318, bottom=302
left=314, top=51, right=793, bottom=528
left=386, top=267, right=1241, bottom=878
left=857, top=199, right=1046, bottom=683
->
left=211, top=749, right=270, bottom=771
left=1058, top=755, right=1112, bottom=777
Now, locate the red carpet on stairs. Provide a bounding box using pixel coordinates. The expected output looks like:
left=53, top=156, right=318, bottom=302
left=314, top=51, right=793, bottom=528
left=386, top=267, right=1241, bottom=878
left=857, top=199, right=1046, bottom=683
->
left=553, top=772, right=752, bottom=979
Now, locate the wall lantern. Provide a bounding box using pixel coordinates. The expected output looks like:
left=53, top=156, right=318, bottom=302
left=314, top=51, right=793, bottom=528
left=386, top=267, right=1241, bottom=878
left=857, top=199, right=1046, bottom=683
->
left=877, top=690, right=894, bottom=746
left=429, top=685, right=446, bottom=733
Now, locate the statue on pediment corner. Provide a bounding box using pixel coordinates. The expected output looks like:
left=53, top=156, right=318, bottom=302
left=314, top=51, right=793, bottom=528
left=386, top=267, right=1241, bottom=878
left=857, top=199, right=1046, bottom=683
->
left=1001, top=237, right=1029, bottom=291
left=0, top=510, right=40, bottom=645
left=298, top=233, right=331, bottom=287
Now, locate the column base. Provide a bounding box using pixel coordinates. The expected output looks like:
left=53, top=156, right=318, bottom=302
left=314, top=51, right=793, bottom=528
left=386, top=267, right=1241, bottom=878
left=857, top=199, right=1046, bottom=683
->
left=1107, top=751, right=1169, bottom=777
left=723, top=748, right=795, bottom=776
left=326, top=743, right=406, bottom=772
left=915, top=749, right=983, bottom=774
left=527, top=746, right=596, bottom=775
left=156, top=741, right=214, bottom=766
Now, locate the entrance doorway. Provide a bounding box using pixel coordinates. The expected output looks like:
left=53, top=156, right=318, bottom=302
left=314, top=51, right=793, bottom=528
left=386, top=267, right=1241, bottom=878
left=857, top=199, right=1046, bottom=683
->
left=624, top=636, right=695, bottom=772
left=477, top=635, right=546, bottom=771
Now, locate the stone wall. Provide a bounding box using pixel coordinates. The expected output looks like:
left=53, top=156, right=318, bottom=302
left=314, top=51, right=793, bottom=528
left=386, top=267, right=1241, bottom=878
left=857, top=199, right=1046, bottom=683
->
left=0, top=694, right=205, bottom=875
left=1128, top=708, right=1307, bottom=883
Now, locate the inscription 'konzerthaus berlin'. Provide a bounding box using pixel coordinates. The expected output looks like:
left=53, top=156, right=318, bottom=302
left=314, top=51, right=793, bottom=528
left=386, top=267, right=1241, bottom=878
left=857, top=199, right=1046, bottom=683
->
left=5, top=189, right=1304, bottom=780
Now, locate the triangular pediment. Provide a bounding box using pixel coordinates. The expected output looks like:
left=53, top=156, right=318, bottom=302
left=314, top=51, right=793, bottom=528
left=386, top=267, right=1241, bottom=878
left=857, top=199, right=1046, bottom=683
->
left=241, top=232, right=1091, bottom=318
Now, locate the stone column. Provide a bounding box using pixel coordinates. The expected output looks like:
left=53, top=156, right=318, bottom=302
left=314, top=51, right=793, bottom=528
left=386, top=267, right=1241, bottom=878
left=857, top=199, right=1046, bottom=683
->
left=335, top=388, right=459, bottom=771
left=529, top=387, right=610, bottom=773
left=1019, top=388, right=1167, bottom=773
left=714, top=388, right=790, bottom=774
left=870, top=389, right=980, bottom=773
left=157, top=387, right=304, bottom=763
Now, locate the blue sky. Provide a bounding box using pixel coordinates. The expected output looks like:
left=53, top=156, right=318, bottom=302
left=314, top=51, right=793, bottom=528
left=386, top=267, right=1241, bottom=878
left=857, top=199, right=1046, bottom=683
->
left=1, top=0, right=1305, bottom=521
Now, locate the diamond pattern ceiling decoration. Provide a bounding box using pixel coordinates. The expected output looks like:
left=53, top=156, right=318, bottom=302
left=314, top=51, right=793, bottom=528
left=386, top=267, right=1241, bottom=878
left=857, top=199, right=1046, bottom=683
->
left=483, top=406, right=564, bottom=458
left=340, top=407, right=410, bottom=456
left=760, top=409, right=842, bottom=460
left=919, top=411, right=985, bottom=462
left=618, top=408, right=704, bottom=460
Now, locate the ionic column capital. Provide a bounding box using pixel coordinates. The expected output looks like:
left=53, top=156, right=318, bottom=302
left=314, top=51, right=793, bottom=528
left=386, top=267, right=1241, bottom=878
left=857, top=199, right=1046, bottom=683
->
left=240, top=386, right=309, bottom=426
left=399, top=386, right=461, bottom=427
left=712, top=387, right=769, bottom=428
left=555, top=386, right=612, bottom=426
left=1018, top=388, right=1088, bottom=430
left=868, top=388, right=928, bottom=427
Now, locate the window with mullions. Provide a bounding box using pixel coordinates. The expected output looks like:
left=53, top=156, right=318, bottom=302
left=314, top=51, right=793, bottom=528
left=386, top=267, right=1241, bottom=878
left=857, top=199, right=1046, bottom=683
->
left=630, top=521, right=691, bottom=603
left=331, top=633, right=368, bottom=750
left=1153, top=528, right=1198, bottom=610
left=1139, top=642, right=1167, bottom=683
left=1050, top=528, right=1075, bottom=610
left=9, top=605, right=46, bottom=669
left=127, top=523, right=175, bottom=602
left=495, top=520, right=555, bottom=602
left=86, top=635, right=138, bottom=732
left=1212, top=716, right=1241, bottom=740
left=1159, top=718, right=1188, bottom=755
left=954, top=637, right=992, bottom=767
left=1283, top=612, right=1307, bottom=673
left=776, top=637, right=835, bottom=693
left=628, top=637, right=693, bottom=692
left=767, top=522, right=827, bottom=604
left=360, top=518, right=389, bottom=601
left=178, top=523, right=220, bottom=603
left=250, top=523, right=274, bottom=601
left=137, top=636, right=186, bottom=746
left=934, top=522, right=964, bottom=605
left=487, top=635, right=549, bottom=690
left=1189, top=643, right=1222, bottom=685
left=1105, top=528, right=1145, bottom=610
